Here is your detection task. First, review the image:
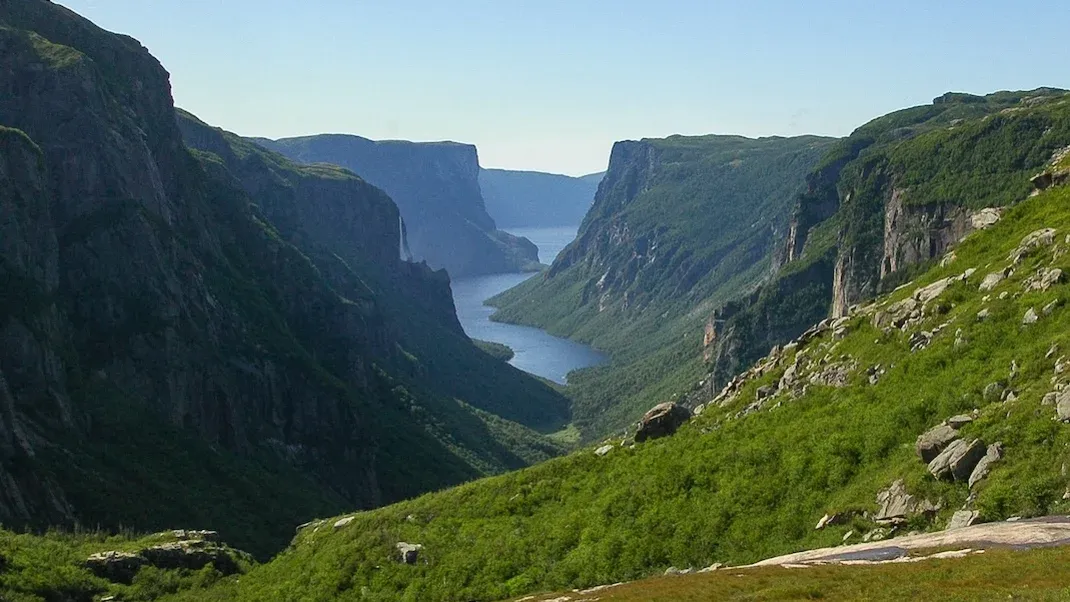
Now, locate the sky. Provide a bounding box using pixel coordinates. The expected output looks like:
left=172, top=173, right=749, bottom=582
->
left=54, top=0, right=1067, bottom=176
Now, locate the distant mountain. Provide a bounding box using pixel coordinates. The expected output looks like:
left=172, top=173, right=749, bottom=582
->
left=490, top=134, right=837, bottom=437
left=253, top=135, right=540, bottom=278
left=479, top=168, right=604, bottom=228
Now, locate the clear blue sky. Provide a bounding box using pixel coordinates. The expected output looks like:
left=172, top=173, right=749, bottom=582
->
left=55, top=0, right=1067, bottom=176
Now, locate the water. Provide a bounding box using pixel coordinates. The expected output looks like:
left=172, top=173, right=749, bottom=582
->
left=450, top=226, right=607, bottom=384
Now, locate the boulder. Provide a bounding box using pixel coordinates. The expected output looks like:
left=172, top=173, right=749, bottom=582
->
left=635, top=402, right=692, bottom=442
left=914, top=278, right=954, bottom=304
left=396, top=542, right=423, bottom=564
left=970, top=208, right=1002, bottom=230
left=928, top=439, right=986, bottom=481
left=1056, top=389, right=1070, bottom=422
left=946, top=415, right=974, bottom=429
left=916, top=424, right=958, bottom=463
left=978, top=272, right=1005, bottom=292
left=1023, top=308, right=1039, bottom=325
left=948, top=510, right=980, bottom=530
left=1025, top=268, right=1064, bottom=292
left=1009, top=228, right=1057, bottom=264
left=968, top=443, right=1003, bottom=489
left=333, top=516, right=354, bottom=530
left=85, top=551, right=146, bottom=584
left=815, top=512, right=850, bottom=530
left=875, top=479, right=937, bottom=522
left=594, top=444, right=613, bottom=457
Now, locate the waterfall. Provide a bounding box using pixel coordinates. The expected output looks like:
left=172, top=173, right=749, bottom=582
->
left=399, top=215, right=413, bottom=262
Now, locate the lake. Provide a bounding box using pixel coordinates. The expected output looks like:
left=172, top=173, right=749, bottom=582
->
left=450, top=226, right=608, bottom=384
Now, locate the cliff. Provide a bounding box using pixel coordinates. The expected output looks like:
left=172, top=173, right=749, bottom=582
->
left=254, top=135, right=541, bottom=277
left=478, top=168, right=602, bottom=228
left=0, top=0, right=567, bottom=556
left=705, top=89, right=1070, bottom=391
left=490, top=134, right=836, bottom=436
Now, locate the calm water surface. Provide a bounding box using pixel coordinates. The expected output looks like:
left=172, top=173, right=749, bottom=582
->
left=450, top=226, right=607, bottom=384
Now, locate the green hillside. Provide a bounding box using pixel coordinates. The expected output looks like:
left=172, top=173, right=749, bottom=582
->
left=489, top=135, right=837, bottom=438
left=147, top=148, right=1070, bottom=602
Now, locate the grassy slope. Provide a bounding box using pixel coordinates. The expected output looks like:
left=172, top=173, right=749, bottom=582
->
left=161, top=181, right=1070, bottom=602
left=490, top=135, right=837, bottom=439
left=0, top=529, right=252, bottom=602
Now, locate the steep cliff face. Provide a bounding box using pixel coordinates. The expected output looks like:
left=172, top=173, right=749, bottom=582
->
left=255, top=135, right=540, bottom=277
left=490, top=134, right=836, bottom=437
left=479, top=168, right=602, bottom=228
left=0, top=0, right=567, bottom=555
left=705, top=88, right=1070, bottom=387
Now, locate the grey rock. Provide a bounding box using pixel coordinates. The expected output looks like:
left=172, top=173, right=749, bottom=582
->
left=977, top=308, right=991, bottom=321
left=756, top=385, right=776, bottom=400
left=916, top=424, right=958, bottom=463
left=635, top=402, right=692, bottom=442
left=85, top=551, right=146, bottom=584
left=1009, top=228, right=1057, bottom=264
left=947, top=510, right=980, bottom=530
left=970, top=208, right=1002, bottom=230
left=946, top=415, right=974, bottom=429
left=1025, top=268, right=1064, bottom=292
left=968, top=443, right=1003, bottom=489
left=1056, top=389, right=1070, bottom=422
left=1044, top=299, right=1063, bottom=315
left=978, top=272, right=1005, bottom=292
left=594, top=445, right=614, bottom=457
left=140, top=541, right=239, bottom=575
left=1024, top=308, right=1039, bottom=325
left=928, top=439, right=986, bottom=481
left=983, top=382, right=1005, bottom=402
left=396, top=542, right=423, bottom=564
left=333, top=516, right=355, bottom=530
left=875, top=479, right=936, bottom=521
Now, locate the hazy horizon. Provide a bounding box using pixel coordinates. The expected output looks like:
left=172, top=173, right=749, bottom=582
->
left=54, top=0, right=1067, bottom=176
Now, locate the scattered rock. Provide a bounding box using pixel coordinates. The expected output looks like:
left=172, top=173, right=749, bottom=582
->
left=982, top=382, right=1005, bottom=402
left=916, top=424, right=959, bottom=463
left=594, top=444, right=614, bottom=457
left=948, top=510, right=980, bottom=530
left=862, top=528, right=888, bottom=543
left=946, top=415, right=974, bottom=429
left=970, top=208, right=1002, bottom=230
left=815, top=512, right=850, bottom=530
left=978, top=272, right=1005, bottom=292
left=756, top=385, right=776, bottom=400
left=1009, top=228, right=1057, bottom=264
left=85, top=551, right=146, bottom=584
left=1023, top=308, right=1039, bottom=325
left=635, top=402, right=692, bottom=442
left=968, top=443, right=1003, bottom=489
left=1044, top=299, right=1064, bottom=316
left=1056, top=389, right=1070, bottom=422
left=333, top=516, right=354, bottom=530
left=875, top=479, right=937, bottom=522
left=698, top=562, right=724, bottom=573
left=842, top=530, right=855, bottom=543
left=915, top=278, right=954, bottom=304
left=1025, top=268, right=1064, bottom=292
left=169, top=530, right=219, bottom=542
left=396, top=542, right=423, bottom=564
left=664, top=566, right=693, bottom=576
left=928, top=439, right=987, bottom=482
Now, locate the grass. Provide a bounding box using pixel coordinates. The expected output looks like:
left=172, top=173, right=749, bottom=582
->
left=0, top=528, right=252, bottom=602
left=507, top=546, right=1070, bottom=601
left=153, top=184, right=1070, bottom=602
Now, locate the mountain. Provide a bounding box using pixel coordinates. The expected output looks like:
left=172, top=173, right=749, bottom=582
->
left=489, top=134, right=837, bottom=437
left=0, top=0, right=567, bottom=557
left=702, top=89, right=1070, bottom=398
left=253, top=135, right=540, bottom=278
left=478, top=168, right=603, bottom=228
left=158, top=150, right=1070, bottom=602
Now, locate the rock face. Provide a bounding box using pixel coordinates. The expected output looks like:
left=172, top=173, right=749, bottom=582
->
left=968, top=443, right=1003, bottom=489
left=635, top=403, right=692, bottom=443
left=875, top=480, right=937, bottom=522
left=254, top=136, right=539, bottom=278
left=702, top=89, right=1070, bottom=392
left=85, top=538, right=243, bottom=584
left=479, top=168, right=602, bottom=229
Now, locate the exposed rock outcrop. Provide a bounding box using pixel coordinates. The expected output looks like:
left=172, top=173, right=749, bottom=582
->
left=634, top=403, right=692, bottom=443
left=928, top=439, right=987, bottom=481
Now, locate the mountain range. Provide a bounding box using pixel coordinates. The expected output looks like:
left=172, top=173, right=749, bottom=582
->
left=4, top=2, right=1070, bottom=602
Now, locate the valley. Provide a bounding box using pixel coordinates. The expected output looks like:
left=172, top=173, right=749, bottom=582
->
left=3, top=1, right=1070, bottom=601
